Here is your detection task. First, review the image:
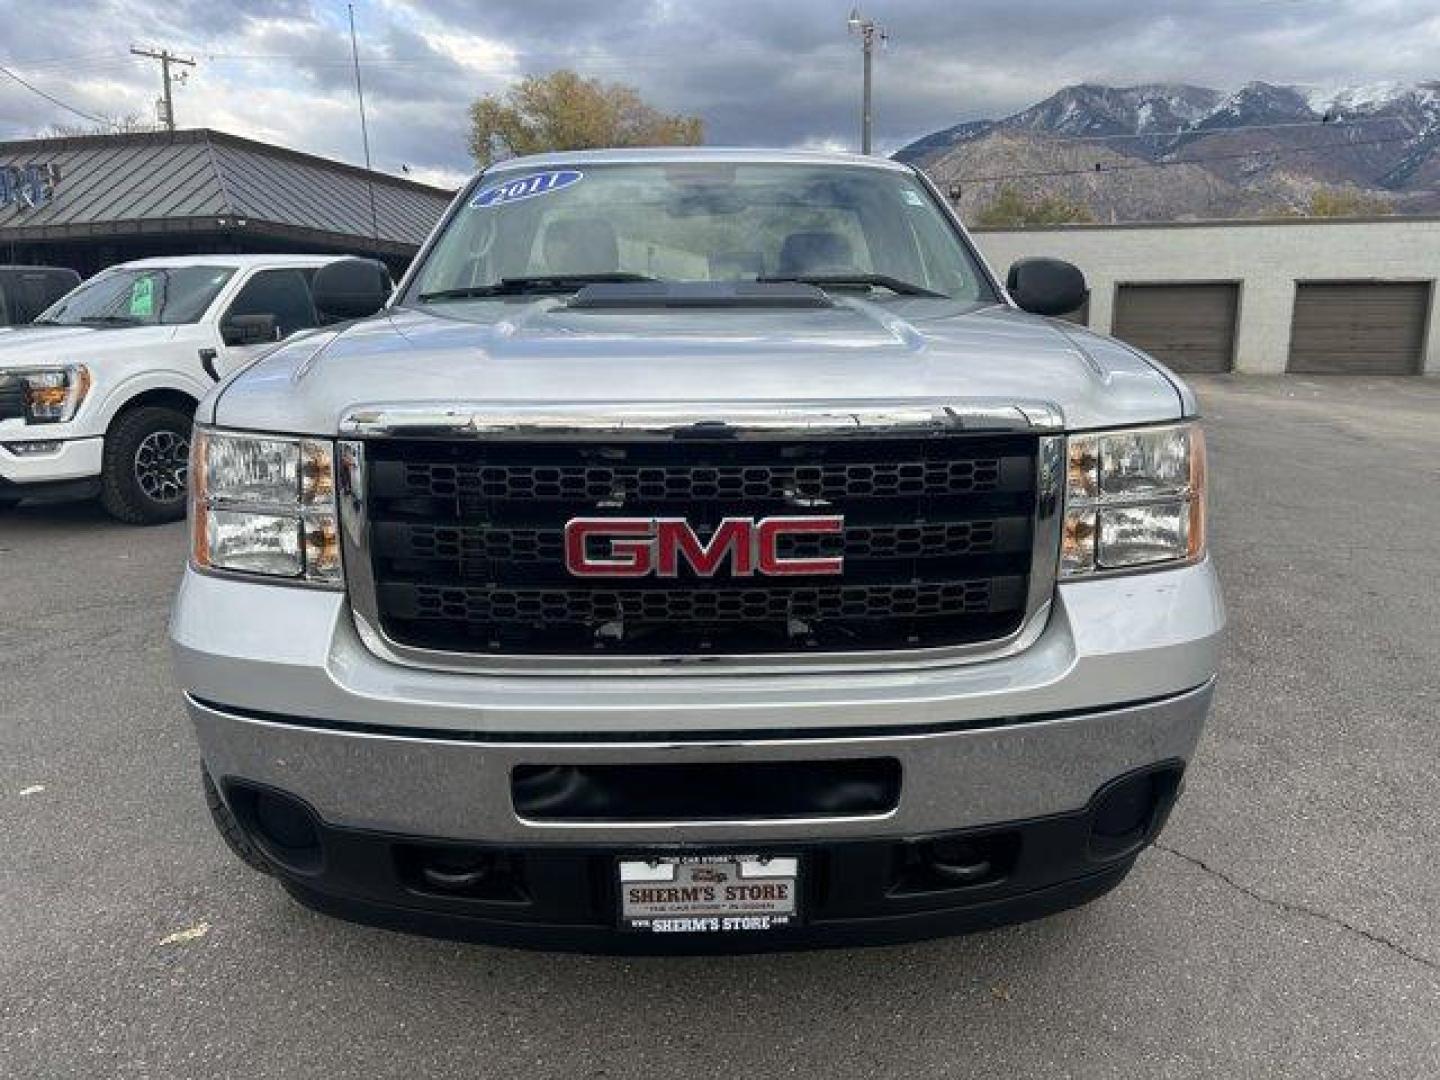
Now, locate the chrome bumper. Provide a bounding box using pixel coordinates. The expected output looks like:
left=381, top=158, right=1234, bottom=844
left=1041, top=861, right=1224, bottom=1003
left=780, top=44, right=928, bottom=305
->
left=187, top=680, right=1213, bottom=845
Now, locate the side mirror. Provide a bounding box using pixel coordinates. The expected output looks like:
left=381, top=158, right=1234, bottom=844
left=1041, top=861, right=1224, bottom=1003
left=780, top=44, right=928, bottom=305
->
left=1006, top=258, right=1088, bottom=318
left=313, top=258, right=391, bottom=321
left=221, top=312, right=278, bottom=347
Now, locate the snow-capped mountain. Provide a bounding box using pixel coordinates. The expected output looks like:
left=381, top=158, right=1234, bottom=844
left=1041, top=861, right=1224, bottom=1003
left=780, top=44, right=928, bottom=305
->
left=1313, top=82, right=1440, bottom=187
left=1186, top=82, right=1315, bottom=135
left=894, top=80, right=1440, bottom=219
left=1005, top=84, right=1222, bottom=139
left=892, top=85, right=1222, bottom=162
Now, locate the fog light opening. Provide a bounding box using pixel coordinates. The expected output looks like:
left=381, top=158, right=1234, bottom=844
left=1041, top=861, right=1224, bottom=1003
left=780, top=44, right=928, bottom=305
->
left=226, top=782, right=324, bottom=874
left=1087, top=764, right=1184, bottom=861
left=6, top=440, right=64, bottom=457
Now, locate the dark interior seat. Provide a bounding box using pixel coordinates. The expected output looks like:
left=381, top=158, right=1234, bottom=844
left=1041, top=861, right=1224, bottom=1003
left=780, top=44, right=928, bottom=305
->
left=777, top=231, right=854, bottom=276
left=543, top=218, right=620, bottom=275
left=710, top=251, right=765, bottom=280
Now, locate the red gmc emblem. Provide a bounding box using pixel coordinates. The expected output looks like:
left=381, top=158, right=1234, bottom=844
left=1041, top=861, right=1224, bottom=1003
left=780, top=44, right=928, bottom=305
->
left=564, top=516, right=845, bottom=578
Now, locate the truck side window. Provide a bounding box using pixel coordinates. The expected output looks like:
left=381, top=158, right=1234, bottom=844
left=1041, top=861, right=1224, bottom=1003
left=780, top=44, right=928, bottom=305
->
left=19, top=274, right=59, bottom=323
left=224, top=269, right=320, bottom=340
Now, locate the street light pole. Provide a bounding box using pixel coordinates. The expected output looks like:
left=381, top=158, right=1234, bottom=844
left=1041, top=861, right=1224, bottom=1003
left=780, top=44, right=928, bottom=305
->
left=348, top=3, right=381, bottom=247
left=847, top=8, right=886, bottom=155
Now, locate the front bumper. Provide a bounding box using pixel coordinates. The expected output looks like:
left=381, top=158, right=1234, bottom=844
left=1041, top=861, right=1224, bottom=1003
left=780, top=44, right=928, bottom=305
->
left=0, top=436, right=103, bottom=486
left=193, top=691, right=1202, bottom=949
left=187, top=683, right=1210, bottom=845
left=269, top=785, right=1174, bottom=952
left=174, top=558, right=1221, bottom=944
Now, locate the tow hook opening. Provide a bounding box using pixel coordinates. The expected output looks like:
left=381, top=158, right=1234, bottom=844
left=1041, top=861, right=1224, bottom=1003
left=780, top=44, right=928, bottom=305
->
left=891, top=832, right=1020, bottom=896
left=395, top=844, right=530, bottom=905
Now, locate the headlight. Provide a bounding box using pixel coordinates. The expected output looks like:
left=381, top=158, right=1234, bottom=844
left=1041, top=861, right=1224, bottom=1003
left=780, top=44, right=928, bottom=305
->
left=1061, top=422, right=1206, bottom=576
left=190, top=428, right=341, bottom=587
left=15, top=366, right=91, bottom=423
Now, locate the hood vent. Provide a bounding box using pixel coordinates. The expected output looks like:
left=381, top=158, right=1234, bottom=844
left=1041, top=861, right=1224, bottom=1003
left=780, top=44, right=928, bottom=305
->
left=568, top=281, right=833, bottom=310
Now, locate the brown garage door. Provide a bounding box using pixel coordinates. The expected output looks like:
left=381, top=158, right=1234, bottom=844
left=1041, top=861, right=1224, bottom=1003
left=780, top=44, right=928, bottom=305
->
left=1288, top=282, right=1430, bottom=375
left=1113, top=283, right=1238, bottom=373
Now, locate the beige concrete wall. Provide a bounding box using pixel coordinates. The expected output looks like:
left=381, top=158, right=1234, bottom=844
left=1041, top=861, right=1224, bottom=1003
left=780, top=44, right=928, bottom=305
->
left=971, top=219, right=1440, bottom=374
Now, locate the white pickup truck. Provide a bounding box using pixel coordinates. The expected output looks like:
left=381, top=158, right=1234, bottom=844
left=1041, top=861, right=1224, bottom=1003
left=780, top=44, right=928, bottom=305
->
left=0, top=254, right=362, bottom=522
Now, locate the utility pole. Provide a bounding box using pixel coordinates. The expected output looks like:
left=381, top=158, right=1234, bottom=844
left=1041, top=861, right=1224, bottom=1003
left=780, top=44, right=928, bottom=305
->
left=348, top=4, right=381, bottom=246
left=129, top=46, right=195, bottom=132
left=847, top=8, right=887, bottom=155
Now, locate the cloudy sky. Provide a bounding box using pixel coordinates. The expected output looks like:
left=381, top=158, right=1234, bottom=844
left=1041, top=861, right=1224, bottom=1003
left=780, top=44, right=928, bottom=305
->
left=1, top=0, right=1437, bottom=187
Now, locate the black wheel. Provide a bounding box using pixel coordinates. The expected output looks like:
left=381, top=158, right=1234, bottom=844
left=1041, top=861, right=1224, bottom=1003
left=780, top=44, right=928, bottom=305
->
left=202, top=767, right=273, bottom=876
left=99, top=405, right=192, bottom=524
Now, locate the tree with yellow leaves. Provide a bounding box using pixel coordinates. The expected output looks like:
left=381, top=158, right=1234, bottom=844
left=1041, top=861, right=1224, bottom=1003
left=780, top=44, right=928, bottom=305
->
left=468, top=70, right=703, bottom=168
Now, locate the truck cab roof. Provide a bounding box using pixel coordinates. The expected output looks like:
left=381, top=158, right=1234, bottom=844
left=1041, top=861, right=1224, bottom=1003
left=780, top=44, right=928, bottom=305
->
left=112, top=254, right=351, bottom=272
left=483, top=147, right=914, bottom=173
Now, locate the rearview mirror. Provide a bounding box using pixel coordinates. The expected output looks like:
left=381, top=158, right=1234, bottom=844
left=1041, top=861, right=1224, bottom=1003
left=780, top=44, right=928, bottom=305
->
left=313, top=258, right=391, bottom=321
left=1006, top=258, right=1088, bottom=318
left=221, top=312, right=277, bottom=347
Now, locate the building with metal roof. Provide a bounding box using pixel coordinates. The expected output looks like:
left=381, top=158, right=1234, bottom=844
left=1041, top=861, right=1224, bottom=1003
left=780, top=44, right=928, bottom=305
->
left=0, top=128, right=455, bottom=277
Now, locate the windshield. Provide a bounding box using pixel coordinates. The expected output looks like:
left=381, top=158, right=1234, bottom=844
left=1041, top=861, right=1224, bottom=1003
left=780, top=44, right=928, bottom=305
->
left=406, top=162, right=995, bottom=304
left=38, top=266, right=236, bottom=327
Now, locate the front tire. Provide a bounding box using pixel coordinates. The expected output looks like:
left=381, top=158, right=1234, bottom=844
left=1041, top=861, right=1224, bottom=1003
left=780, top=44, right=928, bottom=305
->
left=99, top=405, right=192, bottom=524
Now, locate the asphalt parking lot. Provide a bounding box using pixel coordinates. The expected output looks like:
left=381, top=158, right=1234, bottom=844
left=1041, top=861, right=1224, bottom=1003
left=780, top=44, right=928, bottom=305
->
left=2, top=375, right=1438, bottom=1079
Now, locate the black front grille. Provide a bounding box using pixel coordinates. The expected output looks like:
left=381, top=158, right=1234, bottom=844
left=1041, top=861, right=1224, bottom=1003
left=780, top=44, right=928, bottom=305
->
left=0, top=375, right=25, bottom=423
left=361, top=433, right=1040, bottom=657
left=382, top=579, right=1015, bottom=625
left=384, top=456, right=1003, bottom=503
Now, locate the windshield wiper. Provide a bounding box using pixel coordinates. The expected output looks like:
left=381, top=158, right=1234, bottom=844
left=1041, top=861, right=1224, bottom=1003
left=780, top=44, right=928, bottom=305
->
left=757, top=273, right=947, bottom=298
left=79, top=315, right=142, bottom=326
left=418, top=273, right=656, bottom=301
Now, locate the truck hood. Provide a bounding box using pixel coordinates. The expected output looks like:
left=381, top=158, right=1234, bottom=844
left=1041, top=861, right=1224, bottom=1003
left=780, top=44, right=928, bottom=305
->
left=211, top=298, right=1186, bottom=433
left=0, top=323, right=179, bottom=366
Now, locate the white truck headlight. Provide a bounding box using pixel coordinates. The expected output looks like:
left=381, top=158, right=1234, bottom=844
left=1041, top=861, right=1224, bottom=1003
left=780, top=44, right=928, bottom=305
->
left=190, top=428, right=341, bottom=586
left=15, top=366, right=91, bottom=423
left=1061, top=422, right=1206, bottom=576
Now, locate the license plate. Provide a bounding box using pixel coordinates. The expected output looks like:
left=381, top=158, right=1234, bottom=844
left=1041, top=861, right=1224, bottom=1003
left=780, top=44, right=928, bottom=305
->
left=618, top=855, right=800, bottom=934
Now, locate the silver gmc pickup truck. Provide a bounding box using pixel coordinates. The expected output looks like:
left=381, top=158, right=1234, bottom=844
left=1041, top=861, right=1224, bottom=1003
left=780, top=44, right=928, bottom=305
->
left=170, top=148, right=1223, bottom=950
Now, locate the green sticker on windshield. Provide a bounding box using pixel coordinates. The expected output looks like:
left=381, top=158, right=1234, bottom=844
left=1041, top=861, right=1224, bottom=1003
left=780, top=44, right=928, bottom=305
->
left=129, top=276, right=155, bottom=318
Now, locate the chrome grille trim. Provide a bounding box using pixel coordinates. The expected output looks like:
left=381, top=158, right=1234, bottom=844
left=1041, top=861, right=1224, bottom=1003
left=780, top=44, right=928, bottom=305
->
left=339, top=400, right=1064, bottom=440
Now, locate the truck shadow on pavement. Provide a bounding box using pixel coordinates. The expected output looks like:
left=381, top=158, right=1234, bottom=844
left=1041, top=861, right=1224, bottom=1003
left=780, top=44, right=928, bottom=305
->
left=2, top=498, right=123, bottom=529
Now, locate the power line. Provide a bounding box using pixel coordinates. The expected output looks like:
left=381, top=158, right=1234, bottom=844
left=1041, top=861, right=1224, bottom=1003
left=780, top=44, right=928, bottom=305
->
left=0, top=63, right=121, bottom=128
left=1009, top=113, right=1406, bottom=146
left=950, top=131, right=1416, bottom=185
left=186, top=42, right=817, bottom=64
left=0, top=50, right=127, bottom=70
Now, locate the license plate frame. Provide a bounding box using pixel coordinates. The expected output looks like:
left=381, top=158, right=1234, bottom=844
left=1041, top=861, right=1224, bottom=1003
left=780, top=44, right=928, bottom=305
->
left=616, top=854, right=802, bottom=934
